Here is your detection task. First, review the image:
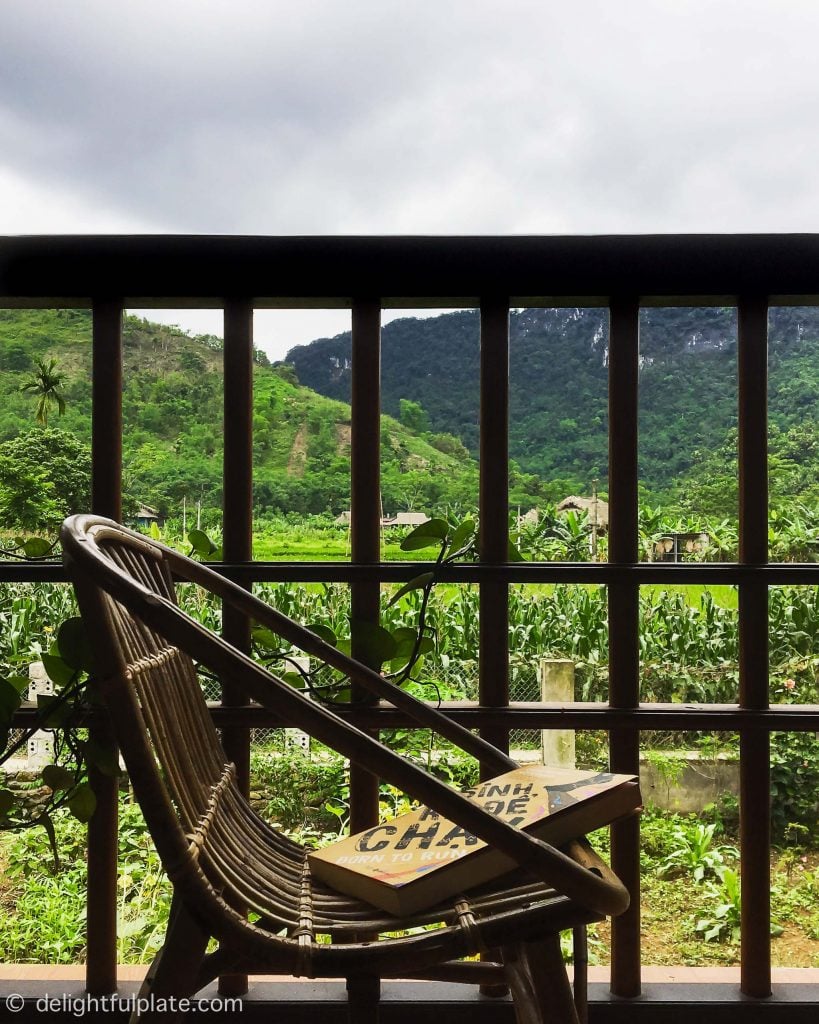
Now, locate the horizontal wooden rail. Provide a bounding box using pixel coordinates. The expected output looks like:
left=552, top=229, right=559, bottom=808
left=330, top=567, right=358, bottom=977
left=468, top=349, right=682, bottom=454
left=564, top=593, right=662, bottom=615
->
left=3, top=560, right=819, bottom=585
left=11, top=701, right=819, bottom=733
left=2, top=234, right=819, bottom=301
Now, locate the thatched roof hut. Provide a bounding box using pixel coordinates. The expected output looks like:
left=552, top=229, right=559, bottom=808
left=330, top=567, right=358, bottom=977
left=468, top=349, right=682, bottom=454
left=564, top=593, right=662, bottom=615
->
left=557, top=495, right=609, bottom=531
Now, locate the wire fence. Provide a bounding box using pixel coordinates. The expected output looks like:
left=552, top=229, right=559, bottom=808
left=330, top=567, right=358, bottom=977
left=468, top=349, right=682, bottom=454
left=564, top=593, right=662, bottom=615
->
left=233, top=658, right=546, bottom=754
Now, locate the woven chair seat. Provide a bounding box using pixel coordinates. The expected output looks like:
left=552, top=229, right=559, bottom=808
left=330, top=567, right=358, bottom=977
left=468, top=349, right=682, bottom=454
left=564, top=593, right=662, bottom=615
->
left=62, top=515, right=630, bottom=1023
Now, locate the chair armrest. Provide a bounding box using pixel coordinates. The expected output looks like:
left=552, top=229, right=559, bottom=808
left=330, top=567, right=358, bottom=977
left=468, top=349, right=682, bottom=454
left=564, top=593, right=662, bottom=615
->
left=168, top=548, right=516, bottom=775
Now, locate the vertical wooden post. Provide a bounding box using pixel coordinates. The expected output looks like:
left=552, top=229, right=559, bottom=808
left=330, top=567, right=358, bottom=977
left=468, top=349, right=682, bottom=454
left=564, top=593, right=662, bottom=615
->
left=479, top=298, right=510, bottom=762
left=478, top=297, right=510, bottom=997
left=220, top=298, right=254, bottom=998
left=737, top=296, right=771, bottom=998
left=221, top=299, right=254, bottom=784
left=607, top=296, right=641, bottom=998
left=349, top=298, right=382, bottom=835
left=87, top=298, right=123, bottom=996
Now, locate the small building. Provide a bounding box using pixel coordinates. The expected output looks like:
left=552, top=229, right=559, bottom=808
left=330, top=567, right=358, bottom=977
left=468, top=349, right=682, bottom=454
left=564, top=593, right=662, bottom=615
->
left=652, top=532, right=710, bottom=563
left=382, top=512, right=430, bottom=528
left=557, top=495, right=609, bottom=532
left=518, top=508, right=541, bottom=527
left=335, top=511, right=430, bottom=528
left=133, top=503, right=164, bottom=529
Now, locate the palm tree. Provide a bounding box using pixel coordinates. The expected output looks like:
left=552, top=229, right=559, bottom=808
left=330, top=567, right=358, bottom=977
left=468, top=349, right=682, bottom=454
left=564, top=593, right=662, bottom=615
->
left=19, top=358, right=68, bottom=425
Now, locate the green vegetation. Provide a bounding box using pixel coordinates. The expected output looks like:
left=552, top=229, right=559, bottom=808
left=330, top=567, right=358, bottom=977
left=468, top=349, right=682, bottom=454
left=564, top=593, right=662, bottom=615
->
left=289, top=305, right=819, bottom=506
left=2, top=306, right=819, bottom=966
left=3, top=305, right=819, bottom=527
left=3, top=779, right=819, bottom=965
left=18, top=358, right=68, bottom=426
left=657, top=822, right=738, bottom=883
left=0, top=429, right=93, bottom=532
left=0, top=800, right=171, bottom=963
left=0, top=309, right=486, bottom=521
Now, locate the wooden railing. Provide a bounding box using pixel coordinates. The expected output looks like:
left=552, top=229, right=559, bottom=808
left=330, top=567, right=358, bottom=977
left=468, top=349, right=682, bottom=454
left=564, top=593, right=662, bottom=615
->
left=2, top=234, right=819, bottom=1018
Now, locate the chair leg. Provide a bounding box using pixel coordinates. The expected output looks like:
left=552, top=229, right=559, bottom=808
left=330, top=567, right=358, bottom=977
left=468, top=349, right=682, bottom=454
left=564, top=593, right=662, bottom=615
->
left=130, top=898, right=211, bottom=1024
left=572, top=926, right=588, bottom=1024
left=503, top=935, right=580, bottom=1024
left=346, top=974, right=381, bottom=1024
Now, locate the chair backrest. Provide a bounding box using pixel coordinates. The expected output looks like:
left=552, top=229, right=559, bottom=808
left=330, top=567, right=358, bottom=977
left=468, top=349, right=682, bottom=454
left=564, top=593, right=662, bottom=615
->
left=62, top=516, right=239, bottom=890
left=63, top=514, right=631, bottom=921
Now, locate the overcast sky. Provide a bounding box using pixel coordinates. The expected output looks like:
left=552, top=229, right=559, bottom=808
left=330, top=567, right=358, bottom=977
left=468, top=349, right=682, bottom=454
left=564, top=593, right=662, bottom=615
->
left=2, top=0, right=817, bottom=358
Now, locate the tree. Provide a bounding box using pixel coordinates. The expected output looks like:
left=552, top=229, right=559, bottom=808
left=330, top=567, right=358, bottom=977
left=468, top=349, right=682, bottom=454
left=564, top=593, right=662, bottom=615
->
left=399, top=399, right=430, bottom=434
left=0, top=428, right=91, bottom=531
left=19, top=358, right=68, bottom=425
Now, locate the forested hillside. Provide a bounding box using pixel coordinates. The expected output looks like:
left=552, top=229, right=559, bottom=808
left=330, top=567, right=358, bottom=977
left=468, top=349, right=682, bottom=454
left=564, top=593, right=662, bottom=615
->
left=2, top=303, right=819, bottom=532
left=0, top=310, right=486, bottom=527
left=288, top=306, right=819, bottom=507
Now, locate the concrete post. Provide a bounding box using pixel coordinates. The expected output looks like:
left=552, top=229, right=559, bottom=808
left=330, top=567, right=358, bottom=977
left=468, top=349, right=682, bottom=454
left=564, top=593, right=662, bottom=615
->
left=539, top=659, right=576, bottom=768
left=27, top=661, right=54, bottom=770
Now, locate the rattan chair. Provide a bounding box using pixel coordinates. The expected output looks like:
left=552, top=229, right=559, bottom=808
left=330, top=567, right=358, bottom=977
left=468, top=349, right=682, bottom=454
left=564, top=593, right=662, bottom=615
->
left=62, top=514, right=630, bottom=1024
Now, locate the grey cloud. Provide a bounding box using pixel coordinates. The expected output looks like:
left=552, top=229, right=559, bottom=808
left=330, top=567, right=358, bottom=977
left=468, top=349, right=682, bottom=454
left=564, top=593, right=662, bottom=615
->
left=2, top=1, right=819, bottom=234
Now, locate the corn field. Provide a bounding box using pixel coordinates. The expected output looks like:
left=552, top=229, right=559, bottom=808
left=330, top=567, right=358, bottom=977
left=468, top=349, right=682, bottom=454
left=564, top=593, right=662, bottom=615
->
left=2, top=581, right=817, bottom=706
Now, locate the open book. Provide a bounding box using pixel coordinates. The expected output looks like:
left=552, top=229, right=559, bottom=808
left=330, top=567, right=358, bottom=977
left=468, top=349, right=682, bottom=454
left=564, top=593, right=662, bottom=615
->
left=308, top=765, right=640, bottom=915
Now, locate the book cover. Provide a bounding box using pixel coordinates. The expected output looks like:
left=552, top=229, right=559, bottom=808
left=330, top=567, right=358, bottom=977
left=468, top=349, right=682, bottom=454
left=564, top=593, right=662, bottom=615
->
left=308, top=765, right=640, bottom=915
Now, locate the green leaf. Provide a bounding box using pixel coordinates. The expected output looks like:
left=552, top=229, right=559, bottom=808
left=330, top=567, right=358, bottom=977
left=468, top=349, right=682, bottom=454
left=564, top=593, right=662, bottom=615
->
left=22, top=536, right=52, bottom=558
left=68, top=783, right=97, bottom=822
left=281, top=671, right=306, bottom=690
left=0, top=677, right=24, bottom=725
left=328, top=686, right=352, bottom=704
left=391, top=651, right=428, bottom=675
left=447, top=519, right=476, bottom=557
left=251, top=626, right=282, bottom=650
left=392, top=626, right=419, bottom=645
left=392, top=628, right=434, bottom=659
left=400, top=518, right=449, bottom=551
left=507, top=538, right=526, bottom=562
left=307, top=623, right=338, bottom=647
left=388, top=572, right=435, bottom=606
left=41, top=651, right=76, bottom=688
left=188, top=529, right=217, bottom=555
left=0, top=789, right=15, bottom=817
left=56, top=617, right=94, bottom=672
left=42, top=764, right=76, bottom=791
left=388, top=627, right=434, bottom=673
left=350, top=621, right=398, bottom=671
left=37, top=694, right=70, bottom=728
left=40, top=813, right=60, bottom=872
left=6, top=674, right=29, bottom=694
left=82, top=738, right=120, bottom=778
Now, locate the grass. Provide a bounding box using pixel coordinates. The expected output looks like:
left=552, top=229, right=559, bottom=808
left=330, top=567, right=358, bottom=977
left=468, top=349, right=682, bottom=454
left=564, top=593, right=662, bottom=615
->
left=252, top=529, right=438, bottom=562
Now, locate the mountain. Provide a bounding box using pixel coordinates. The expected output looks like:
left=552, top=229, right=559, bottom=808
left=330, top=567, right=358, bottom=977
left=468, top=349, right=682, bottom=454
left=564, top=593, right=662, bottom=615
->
left=0, top=310, right=482, bottom=521
left=286, top=306, right=819, bottom=505
left=3, top=304, right=817, bottom=528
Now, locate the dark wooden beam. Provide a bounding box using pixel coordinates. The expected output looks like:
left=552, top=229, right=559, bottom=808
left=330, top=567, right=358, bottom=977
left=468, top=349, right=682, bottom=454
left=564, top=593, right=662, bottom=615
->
left=3, top=235, right=819, bottom=303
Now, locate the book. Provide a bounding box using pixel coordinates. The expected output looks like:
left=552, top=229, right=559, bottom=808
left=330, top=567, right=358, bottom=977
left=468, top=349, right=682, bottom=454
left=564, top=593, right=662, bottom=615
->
left=308, top=765, right=640, bottom=915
